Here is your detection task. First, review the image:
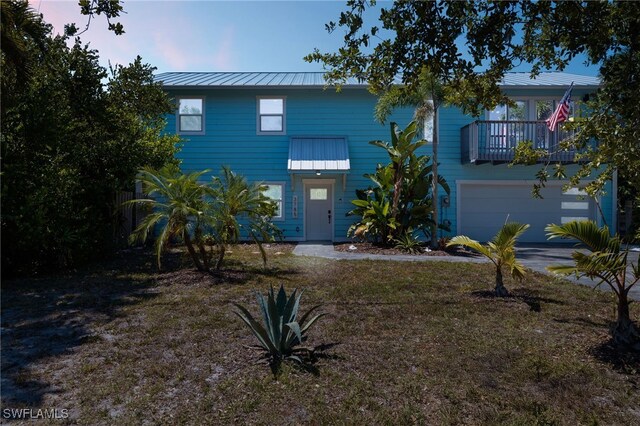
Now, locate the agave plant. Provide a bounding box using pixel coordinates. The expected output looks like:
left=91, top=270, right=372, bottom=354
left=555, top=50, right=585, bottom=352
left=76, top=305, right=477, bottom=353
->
left=447, top=222, right=530, bottom=297
left=233, top=284, right=326, bottom=364
left=546, top=220, right=640, bottom=350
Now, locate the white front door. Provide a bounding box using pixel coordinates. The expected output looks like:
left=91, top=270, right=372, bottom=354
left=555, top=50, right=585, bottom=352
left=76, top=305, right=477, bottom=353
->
left=305, top=183, right=333, bottom=241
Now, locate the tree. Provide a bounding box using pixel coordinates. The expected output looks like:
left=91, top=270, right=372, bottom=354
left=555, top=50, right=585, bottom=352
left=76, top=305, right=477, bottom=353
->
left=374, top=69, right=445, bottom=247
left=546, top=221, right=639, bottom=350
left=129, top=167, right=213, bottom=271
left=128, top=167, right=281, bottom=273
left=348, top=120, right=449, bottom=244
left=208, top=167, right=281, bottom=270
left=447, top=222, right=530, bottom=297
left=0, top=0, right=50, bottom=99
left=1, top=3, right=180, bottom=275
left=306, top=0, right=640, bottom=239
left=65, top=0, right=125, bottom=36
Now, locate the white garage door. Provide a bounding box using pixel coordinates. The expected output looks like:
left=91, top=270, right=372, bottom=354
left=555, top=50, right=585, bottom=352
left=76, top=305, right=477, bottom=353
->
left=458, top=182, right=596, bottom=243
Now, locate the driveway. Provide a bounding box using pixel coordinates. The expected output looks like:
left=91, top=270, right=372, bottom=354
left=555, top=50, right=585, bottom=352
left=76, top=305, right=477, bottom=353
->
left=293, top=242, right=640, bottom=300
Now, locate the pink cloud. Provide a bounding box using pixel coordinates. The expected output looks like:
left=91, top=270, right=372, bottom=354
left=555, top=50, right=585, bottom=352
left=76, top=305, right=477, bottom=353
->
left=152, top=30, right=190, bottom=71
left=29, top=1, right=239, bottom=72
left=31, top=0, right=85, bottom=36
left=211, top=26, right=236, bottom=71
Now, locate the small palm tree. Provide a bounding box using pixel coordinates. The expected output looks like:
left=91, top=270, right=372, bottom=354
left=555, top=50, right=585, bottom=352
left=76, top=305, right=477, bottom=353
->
left=546, top=220, right=640, bottom=350
left=448, top=222, right=530, bottom=297
left=208, top=166, right=280, bottom=270
left=128, top=166, right=212, bottom=271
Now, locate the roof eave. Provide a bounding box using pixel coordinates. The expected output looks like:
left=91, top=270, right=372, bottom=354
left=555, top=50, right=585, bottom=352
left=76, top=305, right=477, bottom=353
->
left=500, top=84, right=600, bottom=90
left=158, top=84, right=370, bottom=90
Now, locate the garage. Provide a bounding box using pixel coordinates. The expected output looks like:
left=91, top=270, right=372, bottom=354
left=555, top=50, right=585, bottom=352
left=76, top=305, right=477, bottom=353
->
left=457, top=181, right=597, bottom=243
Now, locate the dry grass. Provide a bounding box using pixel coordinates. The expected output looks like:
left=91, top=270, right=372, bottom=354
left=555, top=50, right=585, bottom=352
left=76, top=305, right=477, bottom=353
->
left=2, top=244, right=639, bottom=425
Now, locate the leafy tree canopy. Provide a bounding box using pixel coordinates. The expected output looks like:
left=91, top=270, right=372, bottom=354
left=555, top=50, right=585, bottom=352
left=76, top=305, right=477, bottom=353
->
left=1, top=1, right=180, bottom=274
left=66, top=0, right=125, bottom=36
left=306, top=1, right=640, bottom=226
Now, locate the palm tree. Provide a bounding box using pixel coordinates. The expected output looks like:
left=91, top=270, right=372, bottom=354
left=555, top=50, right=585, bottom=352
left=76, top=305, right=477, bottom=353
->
left=448, top=222, right=530, bottom=297
left=208, top=166, right=280, bottom=270
left=1, top=0, right=50, bottom=114
left=128, top=166, right=212, bottom=271
left=374, top=67, right=444, bottom=248
left=1, top=1, right=49, bottom=76
left=546, top=221, right=640, bottom=349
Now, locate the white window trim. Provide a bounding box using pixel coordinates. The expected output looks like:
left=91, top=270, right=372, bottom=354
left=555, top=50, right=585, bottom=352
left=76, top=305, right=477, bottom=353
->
left=256, top=96, right=286, bottom=135
left=263, top=182, right=285, bottom=221
left=177, top=96, right=205, bottom=135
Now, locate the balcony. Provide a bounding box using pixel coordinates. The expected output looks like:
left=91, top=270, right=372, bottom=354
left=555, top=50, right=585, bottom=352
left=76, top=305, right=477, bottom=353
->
left=461, top=120, right=581, bottom=164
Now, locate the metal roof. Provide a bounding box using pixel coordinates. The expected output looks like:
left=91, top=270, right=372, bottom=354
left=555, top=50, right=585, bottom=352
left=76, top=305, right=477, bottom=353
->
left=155, top=71, right=599, bottom=88
left=155, top=72, right=365, bottom=88
left=288, top=137, right=350, bottom=172
left=500, top=72, right=600, bottom=88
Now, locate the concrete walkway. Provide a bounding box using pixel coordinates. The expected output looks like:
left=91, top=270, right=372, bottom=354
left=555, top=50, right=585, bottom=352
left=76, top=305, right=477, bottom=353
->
left=293, top=242, right=640, bottom=300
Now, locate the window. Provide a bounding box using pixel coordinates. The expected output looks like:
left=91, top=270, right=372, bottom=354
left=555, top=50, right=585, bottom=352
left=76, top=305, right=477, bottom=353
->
left=257, top=97, right=285, bottom=134
left=536, top=100, right=554, bottom=120
left=488, top=101, right=527, bottom=121
left=178, top=98, right=204, bottom=134
left=263, top=183, right=284, bottom=220
left=487, top=101, right=528, bottom=148
left=508, top=101, right=527, bottom=120
left=309, top=188, right=327, bottom=200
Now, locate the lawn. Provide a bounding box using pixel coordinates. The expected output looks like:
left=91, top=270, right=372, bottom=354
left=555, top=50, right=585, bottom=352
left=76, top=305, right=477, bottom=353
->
left=2, top=245, right=639, bottom=424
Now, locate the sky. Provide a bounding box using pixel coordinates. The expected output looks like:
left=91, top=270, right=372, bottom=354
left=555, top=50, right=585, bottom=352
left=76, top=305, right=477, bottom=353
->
left=32, top=0, right=600, bottom=76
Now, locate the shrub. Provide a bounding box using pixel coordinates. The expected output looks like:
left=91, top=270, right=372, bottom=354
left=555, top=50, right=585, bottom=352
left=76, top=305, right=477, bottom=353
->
left=393, top=230, right=423, bottom=254
left=347, top=121, right=449, bottom=244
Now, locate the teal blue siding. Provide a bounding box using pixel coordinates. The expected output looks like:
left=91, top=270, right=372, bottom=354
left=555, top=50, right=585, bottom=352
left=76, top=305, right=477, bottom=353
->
left=166, top=88, right=414, bottom=241
left=435, top=87, right=614, bottom=239
left=165, top=85, right=614, bottom=242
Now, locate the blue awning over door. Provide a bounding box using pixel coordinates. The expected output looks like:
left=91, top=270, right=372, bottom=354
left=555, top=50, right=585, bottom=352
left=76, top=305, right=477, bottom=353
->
left=287, top=137, right=350, bottom=172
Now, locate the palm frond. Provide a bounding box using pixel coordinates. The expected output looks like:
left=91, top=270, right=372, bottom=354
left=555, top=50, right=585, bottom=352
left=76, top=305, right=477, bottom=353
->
left=447, top=235, right=495, bottom=261
left=546, top=221, right=619, bottom=253
left=493, top=222, right=530, bottom=248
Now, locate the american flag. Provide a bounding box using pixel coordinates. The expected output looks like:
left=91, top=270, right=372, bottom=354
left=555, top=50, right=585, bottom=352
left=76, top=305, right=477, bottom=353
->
left=546, top=82, right=574, bottom=131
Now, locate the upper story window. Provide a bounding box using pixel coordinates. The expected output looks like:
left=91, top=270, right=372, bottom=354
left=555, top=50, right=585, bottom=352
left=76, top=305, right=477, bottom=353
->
left=489, top=100, right=528, bottom=121
left=488, top=98, right=581, bottom=122
left=262, top=183, right=284, bottom=220
left=178, top=97, right=204, bottom=135
left=536, top=100, right=554, bottom=120
left=257, top=97, right=286, bottom=135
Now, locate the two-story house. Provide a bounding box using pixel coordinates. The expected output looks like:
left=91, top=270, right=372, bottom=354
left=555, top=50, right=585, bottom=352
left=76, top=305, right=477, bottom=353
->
left=155, top=71, right=614, bottom=243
